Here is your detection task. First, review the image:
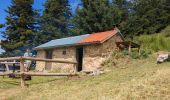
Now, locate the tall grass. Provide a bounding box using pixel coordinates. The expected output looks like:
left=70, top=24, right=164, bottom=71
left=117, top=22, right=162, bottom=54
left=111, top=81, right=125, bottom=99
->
left=135, top=34, right=170, bottom=52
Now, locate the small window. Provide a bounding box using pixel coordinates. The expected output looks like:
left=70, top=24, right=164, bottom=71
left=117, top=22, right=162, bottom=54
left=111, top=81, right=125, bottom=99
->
left=62, top=50, right=66, bottom=55
left=45, top=50, right=53, bottom=59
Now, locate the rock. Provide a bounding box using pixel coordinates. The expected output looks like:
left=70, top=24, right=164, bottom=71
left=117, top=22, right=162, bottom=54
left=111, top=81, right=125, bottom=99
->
left=157, top=53, right=170, bottom=64
left=89, top=69, right=104, bottom=76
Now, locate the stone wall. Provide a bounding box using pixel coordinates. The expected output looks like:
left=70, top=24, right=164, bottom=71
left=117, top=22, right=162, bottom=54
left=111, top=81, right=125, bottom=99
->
left=82, top=34, right=123, bottom=71
left=36, top=50, right=46, bottom=71
left=51, top=47, right=76, bottom=72
left=36, top=47, right=76, bottom=72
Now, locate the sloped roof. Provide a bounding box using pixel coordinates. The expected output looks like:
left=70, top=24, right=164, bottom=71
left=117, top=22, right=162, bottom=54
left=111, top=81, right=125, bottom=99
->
left=35, top=34, right=89, bottom=49
left=35, top=29, right=119, bottom=50
left=78, top=30, right=118, bottom=44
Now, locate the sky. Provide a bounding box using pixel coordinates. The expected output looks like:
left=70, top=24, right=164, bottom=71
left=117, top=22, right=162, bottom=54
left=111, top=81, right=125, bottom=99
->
left=0, top=0, right=80, bottom=39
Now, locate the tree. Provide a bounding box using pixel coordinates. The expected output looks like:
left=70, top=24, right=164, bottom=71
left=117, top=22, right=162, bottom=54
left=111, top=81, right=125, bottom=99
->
left=40, top=0, right=71, bottom=43
left=2, top=0, right=37, bottom=56
left=112, top=0, right=129, bottom=22
left=72, top=0, right=122, bottom=35
left=122, top=0, right=170, bottom=37
left=0, top=24, right=4, bottom=28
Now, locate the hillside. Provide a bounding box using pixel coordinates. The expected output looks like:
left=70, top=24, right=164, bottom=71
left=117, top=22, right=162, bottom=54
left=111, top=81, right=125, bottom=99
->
left=0, top=54, right=170, bottom=100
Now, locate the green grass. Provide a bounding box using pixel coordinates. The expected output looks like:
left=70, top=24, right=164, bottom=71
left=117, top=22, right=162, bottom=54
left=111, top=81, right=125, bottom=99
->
left=134, top=34, right=170, bottom=52
left=134, top=26, right=170, bottom=52
left=0, top=55, right=170, bottom=100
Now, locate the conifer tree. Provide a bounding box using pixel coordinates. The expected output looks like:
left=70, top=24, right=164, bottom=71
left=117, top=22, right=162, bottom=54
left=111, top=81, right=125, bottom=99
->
left=40, top=0, right=71, bottom=42
left=122, top=0, right=170, bottom=36
left=2, top=0, right=37, bottom=55
left=72, top=0, right=121, bottom=35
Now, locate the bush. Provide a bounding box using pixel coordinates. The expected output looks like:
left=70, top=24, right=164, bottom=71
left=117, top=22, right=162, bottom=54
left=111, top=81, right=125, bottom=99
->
left=161, top=25, right=170, bottom=37
left=135, top=34, right=170, bottom=52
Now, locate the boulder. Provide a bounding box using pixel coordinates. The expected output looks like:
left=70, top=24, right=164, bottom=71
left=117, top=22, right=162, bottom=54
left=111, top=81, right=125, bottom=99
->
left=157, top=53, right=170, bottom=64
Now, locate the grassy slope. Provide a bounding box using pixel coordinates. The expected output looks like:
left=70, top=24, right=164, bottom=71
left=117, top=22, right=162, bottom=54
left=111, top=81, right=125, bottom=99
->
left=0, top=55, right=170, bottom=100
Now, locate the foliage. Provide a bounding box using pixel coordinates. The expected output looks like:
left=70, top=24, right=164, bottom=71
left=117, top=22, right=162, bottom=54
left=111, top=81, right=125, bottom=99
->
left=39, top=0, right=71, bottom=43
left=121, top=0, right=170, bottom=37
left=161, top=25, right=170, bottom=37
left=72, top=0, right=122, bottom=35
left=0, top=24, right=4, bottom=28
left=1, top=56, right=170, bottom=99
left=1, top=0, right=38, bottom=56
left=135, top=34, right=170, bottom=51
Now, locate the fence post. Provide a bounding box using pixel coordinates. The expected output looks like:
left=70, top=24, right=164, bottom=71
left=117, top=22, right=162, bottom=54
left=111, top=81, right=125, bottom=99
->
left=20, top=57, right=25, bottom=88
left=73, top=63, right=77, bottom=74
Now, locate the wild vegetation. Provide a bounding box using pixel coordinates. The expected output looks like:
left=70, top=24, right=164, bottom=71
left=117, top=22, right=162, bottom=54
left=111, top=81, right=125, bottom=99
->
left=0, top=0, right=169, bottom=56
left=134, top=26, right=170, bottom=52
left=0, top=1, right=170, bottom=99
left=0, top=54, right=170, bottom=100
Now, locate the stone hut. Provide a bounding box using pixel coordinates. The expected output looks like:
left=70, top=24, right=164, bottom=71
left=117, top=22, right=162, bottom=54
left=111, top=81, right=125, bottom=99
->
left=35, top=28, right=124, bottom=72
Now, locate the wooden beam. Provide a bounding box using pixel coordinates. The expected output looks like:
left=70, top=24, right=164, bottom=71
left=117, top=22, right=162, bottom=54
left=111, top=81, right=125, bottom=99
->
left=0, top=57, right=20, bottom=61
left=20, top=57, right=26, bottom=88
left=0, top=72, right=77, bottom=76
left=22, top=57, right=77, bottom=64
left=23, top=72, right=77, bottom=76
left=128, top=42, right=132, bottom=55
left=0, top=72, right=13, bottom=76
left=0, top=57, right=77, bottom=64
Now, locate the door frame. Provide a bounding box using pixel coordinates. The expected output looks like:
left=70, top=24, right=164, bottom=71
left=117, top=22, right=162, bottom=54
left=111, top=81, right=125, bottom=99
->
left=45, top=49, right=53, bottom=70
left=76, top=46, right=84, bottom=72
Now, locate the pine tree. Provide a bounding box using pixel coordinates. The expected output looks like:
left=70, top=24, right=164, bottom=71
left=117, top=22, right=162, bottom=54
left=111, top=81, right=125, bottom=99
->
left=40, top=0, right=71, bottom=43
left=2, top=0, right=37, bottom=55
left=123, top=0, right=170, bottom=37
left=0, top=24, right=4, bottom=28
left=112, top=0, right=129, bottom=22
left=72, top=0, right=121, bottom=35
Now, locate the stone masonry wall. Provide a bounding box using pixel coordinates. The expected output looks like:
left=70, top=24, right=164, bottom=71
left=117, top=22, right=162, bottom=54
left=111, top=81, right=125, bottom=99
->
left=51, top=47, right=76, bottom=72
left=36, top=50, right=46, bottom=71
left=36, top=47, right=76, bottom=72
left=83, top=34, right=123, bottom=71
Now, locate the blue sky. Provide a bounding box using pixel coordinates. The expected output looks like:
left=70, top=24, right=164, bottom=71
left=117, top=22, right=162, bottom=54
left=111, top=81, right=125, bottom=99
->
left=0, top=0, right=80, bottom=39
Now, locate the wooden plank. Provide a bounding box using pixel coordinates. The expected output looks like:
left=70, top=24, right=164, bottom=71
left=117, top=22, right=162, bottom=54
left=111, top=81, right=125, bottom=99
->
left=0, top=72, right=77, bottom=76
left=0, top=72, right=13, bottom=76
left=23, top=72, right=77, bottom=76
left=20, top=58, right=26, bottom=88
left=23, top=57, right=77, bottom=64
left=0, top=57, right=77, bottom=64
left=0, top=57, right=20, bottom=62
left=0, top=62, right=20, bottom=64
left=128, top=42, right=132, bottom=55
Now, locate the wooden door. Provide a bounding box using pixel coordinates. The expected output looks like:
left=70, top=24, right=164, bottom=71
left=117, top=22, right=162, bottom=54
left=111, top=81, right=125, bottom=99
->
left=45, top=50, right=53, bottom=70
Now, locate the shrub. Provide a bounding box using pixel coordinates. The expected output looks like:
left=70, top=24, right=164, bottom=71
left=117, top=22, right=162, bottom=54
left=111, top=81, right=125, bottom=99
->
left=135, top=34, right=170, bottom=52
left=161, top=25, right=170, bottom=37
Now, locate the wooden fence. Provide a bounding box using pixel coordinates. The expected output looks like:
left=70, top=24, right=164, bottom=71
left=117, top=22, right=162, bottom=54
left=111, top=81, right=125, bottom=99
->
left=0, top=57, right=77, bottom=88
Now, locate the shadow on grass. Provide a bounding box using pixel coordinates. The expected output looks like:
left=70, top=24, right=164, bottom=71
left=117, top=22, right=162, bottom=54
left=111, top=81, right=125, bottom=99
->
left=27, top=76, right=68, bottom=86
left=1, top=80, right=20, bottom=86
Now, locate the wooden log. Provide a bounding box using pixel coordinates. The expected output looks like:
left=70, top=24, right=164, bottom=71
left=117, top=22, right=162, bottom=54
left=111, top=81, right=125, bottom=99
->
left=0, top=57, right=20, bottom=62
left=0, top=57, right=77, bottom=64
left=0, top=62, right=20, bottom=64
left=23, top=72, right=77, bottom=76
left=73, top=63, right=77, bottom=74
left=20, top=58, right=26, bottom=88
left=23, top=57, right=77, bottom=64
left=0, top=72, right=13, bottom=76
left=128, top=42, right=132, bottom=55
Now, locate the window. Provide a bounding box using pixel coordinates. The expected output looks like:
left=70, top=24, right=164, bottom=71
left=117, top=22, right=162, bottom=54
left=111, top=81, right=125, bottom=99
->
left=45, top=50, right=53, bottom=59
left=62, top=50, right=66, bottom=55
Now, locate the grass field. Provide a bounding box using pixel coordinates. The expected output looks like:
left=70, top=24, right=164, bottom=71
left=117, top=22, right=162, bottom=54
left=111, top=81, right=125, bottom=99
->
left=0, top=54, right=170, bottom=100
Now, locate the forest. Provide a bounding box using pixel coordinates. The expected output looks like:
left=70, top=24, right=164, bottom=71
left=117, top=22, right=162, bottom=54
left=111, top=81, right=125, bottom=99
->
left=0, top=0, right=170, bottom=56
